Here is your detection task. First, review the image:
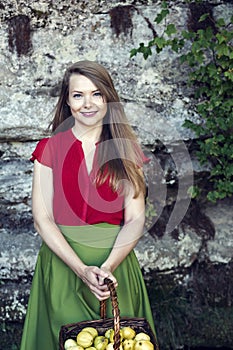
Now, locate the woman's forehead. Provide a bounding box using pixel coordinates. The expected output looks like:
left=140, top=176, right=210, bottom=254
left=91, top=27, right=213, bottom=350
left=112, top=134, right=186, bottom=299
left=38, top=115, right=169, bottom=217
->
left=69, top=74, right=98, bottom=92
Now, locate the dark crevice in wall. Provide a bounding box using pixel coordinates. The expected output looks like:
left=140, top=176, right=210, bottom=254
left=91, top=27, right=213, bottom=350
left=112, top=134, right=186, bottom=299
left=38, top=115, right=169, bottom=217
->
left=188, top=3, right=217, bottom=33
left=8, top=14, right=32, bottom=56
left=109, top=5, right=134, bottom=37
left=148, top=198, right=215, bottom=243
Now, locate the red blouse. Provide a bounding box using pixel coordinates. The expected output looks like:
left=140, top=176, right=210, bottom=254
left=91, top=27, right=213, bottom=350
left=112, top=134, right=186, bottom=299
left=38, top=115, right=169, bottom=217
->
left=31, top=129, right=125, bottom=226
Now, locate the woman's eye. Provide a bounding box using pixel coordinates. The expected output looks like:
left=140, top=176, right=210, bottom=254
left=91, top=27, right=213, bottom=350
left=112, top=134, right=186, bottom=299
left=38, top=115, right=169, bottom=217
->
left=73, top=93, right=82, bottom=99
left=93, top=91, right=102, bottom=98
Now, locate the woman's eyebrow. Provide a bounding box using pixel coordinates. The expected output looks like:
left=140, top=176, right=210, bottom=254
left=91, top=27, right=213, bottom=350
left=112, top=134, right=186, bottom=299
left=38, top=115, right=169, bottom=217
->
left=71, top=89, right=100, bottom=93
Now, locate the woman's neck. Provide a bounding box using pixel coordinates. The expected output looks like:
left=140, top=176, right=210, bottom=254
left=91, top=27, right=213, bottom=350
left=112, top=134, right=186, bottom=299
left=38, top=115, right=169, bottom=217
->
left=72, top=124, right=102, bottom=143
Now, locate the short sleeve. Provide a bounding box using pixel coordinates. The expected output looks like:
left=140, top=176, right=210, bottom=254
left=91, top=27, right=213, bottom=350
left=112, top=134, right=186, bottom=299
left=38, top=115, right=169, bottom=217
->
left=30, top=138, right=52, bottom=168
left=134, top=143, right=151, bottom=166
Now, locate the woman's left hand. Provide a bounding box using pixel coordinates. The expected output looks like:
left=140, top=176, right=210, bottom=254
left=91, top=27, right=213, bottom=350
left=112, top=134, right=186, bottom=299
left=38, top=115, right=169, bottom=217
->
left=100, top=265, right=118, bottom=290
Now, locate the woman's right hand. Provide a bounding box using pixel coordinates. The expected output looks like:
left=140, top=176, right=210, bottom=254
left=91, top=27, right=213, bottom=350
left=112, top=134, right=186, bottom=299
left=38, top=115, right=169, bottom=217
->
left=79, top=265, right=113, bottom=301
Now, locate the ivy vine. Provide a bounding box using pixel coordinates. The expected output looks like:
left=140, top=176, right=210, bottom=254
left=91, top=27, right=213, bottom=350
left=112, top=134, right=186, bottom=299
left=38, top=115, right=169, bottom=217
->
left=131, top=1, right=233, bottom=202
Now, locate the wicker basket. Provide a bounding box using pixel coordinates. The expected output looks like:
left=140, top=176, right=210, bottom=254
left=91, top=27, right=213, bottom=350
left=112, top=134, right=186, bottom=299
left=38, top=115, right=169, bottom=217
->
left=59, top=278, right=159, bottom=350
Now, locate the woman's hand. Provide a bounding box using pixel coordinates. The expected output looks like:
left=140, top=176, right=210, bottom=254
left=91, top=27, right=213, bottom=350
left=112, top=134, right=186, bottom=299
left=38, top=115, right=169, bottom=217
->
left=100, top=265, right=118, bottom=289
left=79, top=265, right=117, bottom=301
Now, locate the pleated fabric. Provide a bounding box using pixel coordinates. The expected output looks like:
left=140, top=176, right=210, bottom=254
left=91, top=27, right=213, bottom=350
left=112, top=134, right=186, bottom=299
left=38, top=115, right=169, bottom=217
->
left=20, top=224, right=156, bottom=350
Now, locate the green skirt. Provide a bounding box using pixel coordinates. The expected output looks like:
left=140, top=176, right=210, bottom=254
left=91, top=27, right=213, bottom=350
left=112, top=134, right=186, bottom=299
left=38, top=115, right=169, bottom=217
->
left=20, top=224, right=156, bottom=350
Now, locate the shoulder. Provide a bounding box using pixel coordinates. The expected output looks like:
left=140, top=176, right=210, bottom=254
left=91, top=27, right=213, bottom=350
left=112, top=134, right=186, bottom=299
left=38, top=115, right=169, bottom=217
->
left=30, top=129, right=76, bottom=167
left=30, top=137, right=50, bottom=163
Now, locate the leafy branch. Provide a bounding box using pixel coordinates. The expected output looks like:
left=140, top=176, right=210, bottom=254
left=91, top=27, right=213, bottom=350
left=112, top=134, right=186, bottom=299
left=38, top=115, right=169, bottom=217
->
left=131, top=1, right=233, bottom=202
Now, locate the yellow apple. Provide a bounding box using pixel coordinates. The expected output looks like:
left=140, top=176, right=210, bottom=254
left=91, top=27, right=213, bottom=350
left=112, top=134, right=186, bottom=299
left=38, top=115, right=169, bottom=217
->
left=121, top=327, right=136, bottom=340
left=77, top=331, right=94, bottom=348
left=134, top=333, right=150, bottom=342
left=82, top=327, right=98, bottom=339
left=123, top=339, right=136, bottom=350
left=134, top=340, right=154, bottom=350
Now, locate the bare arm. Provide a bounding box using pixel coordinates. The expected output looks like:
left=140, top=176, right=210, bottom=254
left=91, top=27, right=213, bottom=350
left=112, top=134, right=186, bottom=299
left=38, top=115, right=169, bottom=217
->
left=32, top=160, right=116, bottom=300
left=101, top=190, right=145, bottom=273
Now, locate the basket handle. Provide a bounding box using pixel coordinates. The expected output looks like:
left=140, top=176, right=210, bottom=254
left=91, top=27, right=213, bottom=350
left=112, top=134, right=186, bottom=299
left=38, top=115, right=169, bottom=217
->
left=100, top=278, right=121, bottom=350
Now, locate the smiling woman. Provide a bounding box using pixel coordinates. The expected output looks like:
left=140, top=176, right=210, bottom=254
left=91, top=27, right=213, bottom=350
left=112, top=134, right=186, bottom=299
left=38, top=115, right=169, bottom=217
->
left=19, top=60, right=157, bottom=350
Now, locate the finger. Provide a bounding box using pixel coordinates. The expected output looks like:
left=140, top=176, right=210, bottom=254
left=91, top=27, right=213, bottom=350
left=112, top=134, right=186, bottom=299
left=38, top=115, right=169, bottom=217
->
left=98, top=276, right=108, bottom=286
left=94, top=288, right=110, bottom=300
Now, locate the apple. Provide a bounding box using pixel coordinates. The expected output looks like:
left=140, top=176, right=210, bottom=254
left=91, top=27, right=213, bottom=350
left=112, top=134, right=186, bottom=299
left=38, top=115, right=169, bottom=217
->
left=76, top=331, right=94, bottom=348
left=134, top=333, right=150, bottom=342
left=105, top=328, right=114, bottom=340
left=82, top=327, right=98, bottom=339
left=106, top=342, right=123, bottom=350
left=121, top=327, right=136, bottom=340
left=106, top=343, right=114, bottom=350
left=135, top=340, right=154, bottom=350
left=109, top=329, right=123, bottom=343
left=123, top=339, right=136, bottom=350
left=64, top=338, right=78, bottom=349
left=94, top=336, right=109, bottom=350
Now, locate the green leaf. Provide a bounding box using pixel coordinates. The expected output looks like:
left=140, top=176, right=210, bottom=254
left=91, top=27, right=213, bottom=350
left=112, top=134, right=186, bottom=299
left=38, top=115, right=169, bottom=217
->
left=224, top=70, right=233, bottom=81
left=130, top=48, right=138, bottom=58
left=199, top=13, right=209, bottom=22
left=165, top=24, right=177, bottom=36
left=216, top=18, right=225, bottom=27
left=182, top=30, right=195, bottom=40
left=154, top=9, right=169, bottom=24
left=143, top=47, right=152, bottom=59
left=187, top=185, right=201, bottom=199
left=217, top=43, right=230, bottom=57
left=153, top=36, right=168, bottom=49
left=216, top=33, right=227, bottom=44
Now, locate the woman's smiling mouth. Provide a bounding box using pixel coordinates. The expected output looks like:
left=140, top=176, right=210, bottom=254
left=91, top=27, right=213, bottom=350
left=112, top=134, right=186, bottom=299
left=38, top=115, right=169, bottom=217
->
left=81, top=111, right=98, bottom=117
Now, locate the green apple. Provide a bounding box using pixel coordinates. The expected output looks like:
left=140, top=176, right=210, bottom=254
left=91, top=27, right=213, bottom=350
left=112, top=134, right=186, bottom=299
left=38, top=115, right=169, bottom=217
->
left=64, top=338, right=78, bottom=349
left=94, top=336, right=109, bottom=350
left=105, top=328, right=114, bottom=340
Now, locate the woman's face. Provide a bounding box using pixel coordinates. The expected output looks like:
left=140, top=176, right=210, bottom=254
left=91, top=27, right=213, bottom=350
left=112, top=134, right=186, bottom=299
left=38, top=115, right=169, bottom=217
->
left=67, top=74, right=107, bottom=130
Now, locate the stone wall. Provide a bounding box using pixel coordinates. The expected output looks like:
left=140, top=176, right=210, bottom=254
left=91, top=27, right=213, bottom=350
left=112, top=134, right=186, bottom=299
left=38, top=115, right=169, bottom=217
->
left=0, top=1, right=233, bottom=349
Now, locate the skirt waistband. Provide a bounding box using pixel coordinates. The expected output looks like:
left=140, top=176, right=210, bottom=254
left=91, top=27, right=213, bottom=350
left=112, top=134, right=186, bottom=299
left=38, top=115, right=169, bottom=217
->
left=58, top=223, right=120, bottom=248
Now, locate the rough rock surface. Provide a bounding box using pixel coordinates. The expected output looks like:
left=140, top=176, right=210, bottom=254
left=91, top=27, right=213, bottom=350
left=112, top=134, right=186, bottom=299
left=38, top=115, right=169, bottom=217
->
left=0, top=1, right=233, bottom=349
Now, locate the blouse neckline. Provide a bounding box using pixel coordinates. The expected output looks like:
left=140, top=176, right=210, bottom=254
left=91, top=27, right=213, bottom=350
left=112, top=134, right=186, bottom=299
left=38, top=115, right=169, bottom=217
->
left=70, top=127, right=101, bottom=146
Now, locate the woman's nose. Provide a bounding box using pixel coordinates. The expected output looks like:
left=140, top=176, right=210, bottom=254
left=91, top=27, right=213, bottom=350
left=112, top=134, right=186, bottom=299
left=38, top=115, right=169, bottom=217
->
left=83, top=94, right=92, bottom=108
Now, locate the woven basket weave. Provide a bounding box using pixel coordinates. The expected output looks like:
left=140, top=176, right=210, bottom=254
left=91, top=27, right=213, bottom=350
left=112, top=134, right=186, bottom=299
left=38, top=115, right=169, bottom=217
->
left=59, top=278, right=159, bottom=350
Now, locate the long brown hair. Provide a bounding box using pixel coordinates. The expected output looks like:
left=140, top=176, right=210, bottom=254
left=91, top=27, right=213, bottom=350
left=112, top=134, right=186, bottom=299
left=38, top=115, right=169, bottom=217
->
left=50, top=60, right=146, bottom=198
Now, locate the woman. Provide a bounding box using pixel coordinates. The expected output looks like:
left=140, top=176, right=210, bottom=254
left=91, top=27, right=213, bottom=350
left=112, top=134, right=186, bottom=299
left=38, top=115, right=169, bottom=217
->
left=20, top=60, right=156, bottom=350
